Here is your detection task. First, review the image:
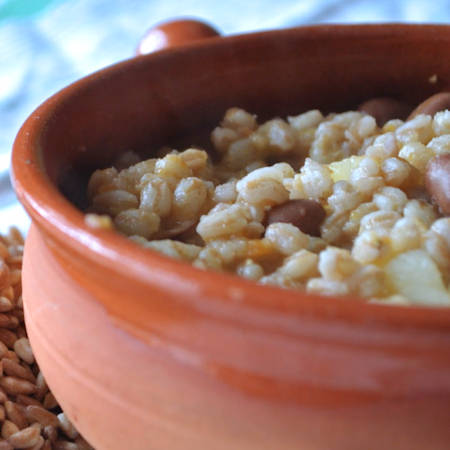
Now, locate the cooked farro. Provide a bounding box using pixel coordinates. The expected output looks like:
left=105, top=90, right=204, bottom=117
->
left=86, top=104, right=450, bottom=306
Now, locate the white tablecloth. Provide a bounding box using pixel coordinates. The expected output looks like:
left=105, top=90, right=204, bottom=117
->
left=1, top=0, right=449, bottom=233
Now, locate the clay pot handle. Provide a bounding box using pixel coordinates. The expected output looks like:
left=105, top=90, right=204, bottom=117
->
left=136, top=19, right=220, bottom=55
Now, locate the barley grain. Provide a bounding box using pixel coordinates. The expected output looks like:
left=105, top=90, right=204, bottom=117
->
left=57, top=414, right=78, bottom=440
left=7, top=424, right=41, bottom=448
left=0, top=378, right=35, bottom=396
left=42, top=394, right=57, bottom=411
left=1, top=421, right=19, bottom=440
left=0, top=229, right=90, bottom=448
left=4, top=401, right=28, bottom=429
left=26, top=406, right=59, bottom=428
left=0, top=297, right=13, bottom=313
left=0, top=440, right=13, bottom=450
left=13, top=339, right=34, bottom=365
left=2, top=359, right=35, bottom=382
left=83, top=106, right=449, bottom=300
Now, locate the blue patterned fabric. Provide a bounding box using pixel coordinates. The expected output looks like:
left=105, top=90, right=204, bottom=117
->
left=1, top=0, right=449, bottom=231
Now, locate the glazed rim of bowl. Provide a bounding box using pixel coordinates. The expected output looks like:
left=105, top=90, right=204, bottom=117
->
left=11, top=23, right=450, bottom=333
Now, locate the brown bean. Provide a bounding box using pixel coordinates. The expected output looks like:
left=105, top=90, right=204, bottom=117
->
left=265, top=199, right=326, bottom=236
left=358, top=97, right=411, bottom=126
left=408, top=92, right=450, bottom=119
left=425, top=154, right=450, bottom=215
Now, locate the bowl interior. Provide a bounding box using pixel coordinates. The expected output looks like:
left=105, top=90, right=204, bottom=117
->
left=12, top=24, right=450, bottom=333
left=39, top=24, right=450, bottom=209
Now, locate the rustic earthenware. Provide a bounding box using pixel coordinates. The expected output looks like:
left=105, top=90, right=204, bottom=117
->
left=12, top=21, right=450, bottom=450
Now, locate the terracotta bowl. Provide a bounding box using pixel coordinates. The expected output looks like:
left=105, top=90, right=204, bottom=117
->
left=11, top=22, right=450, bottom=450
